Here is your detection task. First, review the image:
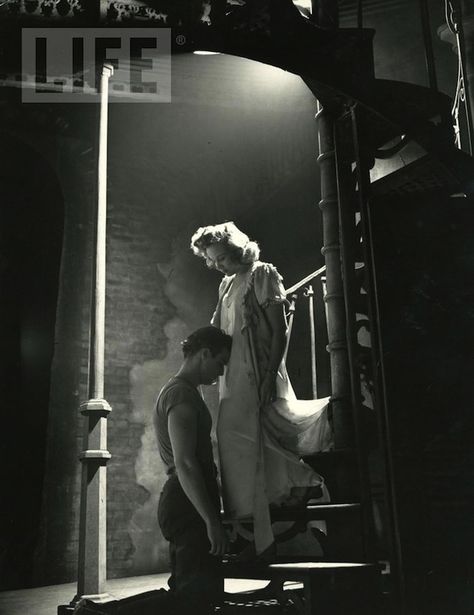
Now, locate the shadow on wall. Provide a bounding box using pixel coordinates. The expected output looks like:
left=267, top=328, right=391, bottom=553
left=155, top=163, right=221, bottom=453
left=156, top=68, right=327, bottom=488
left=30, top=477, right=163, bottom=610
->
left=0, top=135, right=64, bottom=590
left=128, top=229, right=220, bottom=574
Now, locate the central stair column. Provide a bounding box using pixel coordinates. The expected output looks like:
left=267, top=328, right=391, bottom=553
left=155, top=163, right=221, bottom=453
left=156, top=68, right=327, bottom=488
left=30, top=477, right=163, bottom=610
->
left=317, top=107, right=352, bottom=450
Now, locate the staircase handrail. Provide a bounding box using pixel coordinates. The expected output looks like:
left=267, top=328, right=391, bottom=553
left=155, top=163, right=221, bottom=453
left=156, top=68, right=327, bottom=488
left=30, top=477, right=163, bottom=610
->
left=285, top=265, right=327, bottom=295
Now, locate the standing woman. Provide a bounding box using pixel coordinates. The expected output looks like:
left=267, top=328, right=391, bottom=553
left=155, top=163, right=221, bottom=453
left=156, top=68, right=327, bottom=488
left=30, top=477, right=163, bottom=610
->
left=191, top=222, right=331, bottom=557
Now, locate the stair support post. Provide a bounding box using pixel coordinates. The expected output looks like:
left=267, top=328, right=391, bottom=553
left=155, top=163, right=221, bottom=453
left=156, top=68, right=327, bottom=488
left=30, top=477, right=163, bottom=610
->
left=350, top=104, right=406, bottom=612
left=333, top=107, right=375, bottom=561
left=316, top=106, right=352, bottom=450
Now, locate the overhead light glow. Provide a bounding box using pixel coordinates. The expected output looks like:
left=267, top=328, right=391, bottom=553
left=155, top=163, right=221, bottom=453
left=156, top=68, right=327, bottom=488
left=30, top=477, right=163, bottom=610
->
left=193, top=50, right=221, bottom=55
left=294, top=0, right=312, bottom=8
left=293, top=0, right=312, bottom=11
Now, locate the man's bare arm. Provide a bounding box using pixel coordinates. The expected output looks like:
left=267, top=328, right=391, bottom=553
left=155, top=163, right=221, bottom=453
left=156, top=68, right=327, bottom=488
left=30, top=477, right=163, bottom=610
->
left=168, top=402, right=229, bottom=556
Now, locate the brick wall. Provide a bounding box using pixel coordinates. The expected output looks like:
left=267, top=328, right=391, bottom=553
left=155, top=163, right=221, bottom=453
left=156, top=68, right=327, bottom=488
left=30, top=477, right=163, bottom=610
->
left=104, top=187, right=177, bottom=579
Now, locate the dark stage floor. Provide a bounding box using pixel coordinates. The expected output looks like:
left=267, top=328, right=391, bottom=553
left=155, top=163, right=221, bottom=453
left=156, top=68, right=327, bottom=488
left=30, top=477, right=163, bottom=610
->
left=0, top=574, right=279, bottom=615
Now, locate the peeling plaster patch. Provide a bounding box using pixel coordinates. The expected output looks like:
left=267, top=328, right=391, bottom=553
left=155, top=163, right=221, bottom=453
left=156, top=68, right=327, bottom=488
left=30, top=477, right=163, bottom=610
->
left=128, top=246, right=218, bottom=573
left=129, top=317, right=187, bottom=573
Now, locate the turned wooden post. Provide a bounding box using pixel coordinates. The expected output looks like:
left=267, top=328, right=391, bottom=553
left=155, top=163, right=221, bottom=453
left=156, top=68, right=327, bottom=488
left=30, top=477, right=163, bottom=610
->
left=316, top=106, right=352, bottom=449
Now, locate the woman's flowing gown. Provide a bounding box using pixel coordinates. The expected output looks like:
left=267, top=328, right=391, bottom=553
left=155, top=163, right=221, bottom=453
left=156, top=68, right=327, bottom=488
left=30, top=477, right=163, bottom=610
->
left=212, top=262, right=332, bottom=553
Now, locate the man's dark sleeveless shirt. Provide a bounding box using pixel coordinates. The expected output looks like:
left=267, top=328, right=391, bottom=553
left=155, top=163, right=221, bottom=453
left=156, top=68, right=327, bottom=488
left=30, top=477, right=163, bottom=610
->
left=155, top=376, right=216, bottom=481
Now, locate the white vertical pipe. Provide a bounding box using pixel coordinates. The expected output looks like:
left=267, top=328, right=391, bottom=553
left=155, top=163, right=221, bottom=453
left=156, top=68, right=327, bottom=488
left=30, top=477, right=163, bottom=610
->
left=64, top=64, right=114, bottom=612
left=305, top=285, right=318, bottom=399
left=93, top=63, right=114, bottom=400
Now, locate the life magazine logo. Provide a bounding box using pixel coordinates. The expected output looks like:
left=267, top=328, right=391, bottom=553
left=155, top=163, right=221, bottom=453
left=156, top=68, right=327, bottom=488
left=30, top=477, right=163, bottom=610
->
left=22, top=28, right=171, bottom=103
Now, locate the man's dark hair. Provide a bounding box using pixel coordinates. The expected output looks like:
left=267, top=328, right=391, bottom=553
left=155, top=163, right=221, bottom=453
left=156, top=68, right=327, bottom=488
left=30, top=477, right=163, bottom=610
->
left=181, top=326, right=232, bottom=358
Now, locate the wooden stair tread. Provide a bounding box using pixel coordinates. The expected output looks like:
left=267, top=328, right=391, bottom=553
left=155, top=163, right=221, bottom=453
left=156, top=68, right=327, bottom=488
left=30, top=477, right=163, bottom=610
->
left=222, top=502, right=361, bottom=524
left=270, top=562, right=377, bottom=570
left=304, top=447, right=356, bottom=458
left=223, top=558, right=371, bottom=577
left=271, top=503, right=360, bottom=522
left=222, top=559, right=380, bottom=582
left=223, top=561, right=290, bottom=581
left=269, top=561, right=382, bottom=582
left=371, top=149, right=474, bottom=198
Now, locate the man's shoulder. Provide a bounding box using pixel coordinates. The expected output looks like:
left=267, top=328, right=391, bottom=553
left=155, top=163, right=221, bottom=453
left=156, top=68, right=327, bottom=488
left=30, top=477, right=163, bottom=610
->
left=158, top=377, right=181, bottom=396
left=156, top=378, right=198, bottom=414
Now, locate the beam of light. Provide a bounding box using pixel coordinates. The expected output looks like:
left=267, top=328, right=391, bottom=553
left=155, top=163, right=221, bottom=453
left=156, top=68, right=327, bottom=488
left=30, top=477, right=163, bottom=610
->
left=293, top=0, right=312, bottom=15
left=293, top=0, right=312, bottom=8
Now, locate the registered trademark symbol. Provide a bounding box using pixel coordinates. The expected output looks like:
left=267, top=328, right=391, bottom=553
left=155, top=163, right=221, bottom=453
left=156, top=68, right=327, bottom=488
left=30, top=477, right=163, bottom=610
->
left=175, top=34, right=186, bottom=45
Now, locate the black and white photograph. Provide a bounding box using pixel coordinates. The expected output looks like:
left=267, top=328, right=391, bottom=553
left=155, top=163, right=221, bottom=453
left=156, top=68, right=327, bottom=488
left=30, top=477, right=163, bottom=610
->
left=1, top=1, right=473, bottom=614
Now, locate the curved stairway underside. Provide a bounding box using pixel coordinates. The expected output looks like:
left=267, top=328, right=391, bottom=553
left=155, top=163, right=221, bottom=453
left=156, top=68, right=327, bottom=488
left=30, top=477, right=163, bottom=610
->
left=2, top=0, right=474, bottom=193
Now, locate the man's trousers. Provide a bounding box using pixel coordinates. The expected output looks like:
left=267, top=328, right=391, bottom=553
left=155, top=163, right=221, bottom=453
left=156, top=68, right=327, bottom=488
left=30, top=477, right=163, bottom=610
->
left=158, top=473, right=223, bottom=615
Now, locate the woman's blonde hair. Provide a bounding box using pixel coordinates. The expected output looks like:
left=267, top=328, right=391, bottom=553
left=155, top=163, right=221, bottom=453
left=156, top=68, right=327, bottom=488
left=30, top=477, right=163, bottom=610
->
left=191, top=221, right=260, bottom=268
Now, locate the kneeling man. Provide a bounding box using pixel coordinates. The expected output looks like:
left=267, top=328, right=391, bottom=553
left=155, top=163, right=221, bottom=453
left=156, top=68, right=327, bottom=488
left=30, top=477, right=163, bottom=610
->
left=155, top=326, right=231, bottom=615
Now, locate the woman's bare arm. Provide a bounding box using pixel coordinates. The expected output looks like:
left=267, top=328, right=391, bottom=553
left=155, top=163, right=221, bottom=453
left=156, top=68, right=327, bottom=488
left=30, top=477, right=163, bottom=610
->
left=259, top=302, right=287, bottom=405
